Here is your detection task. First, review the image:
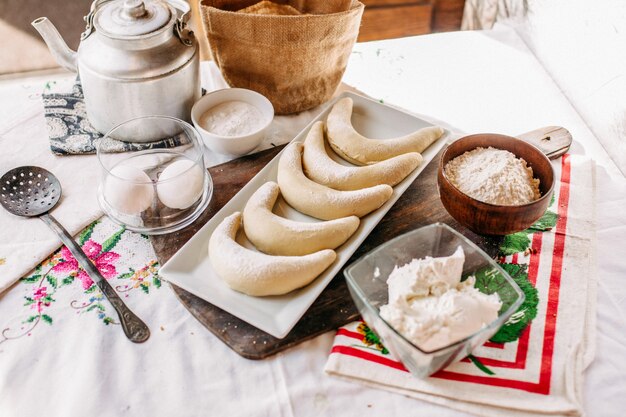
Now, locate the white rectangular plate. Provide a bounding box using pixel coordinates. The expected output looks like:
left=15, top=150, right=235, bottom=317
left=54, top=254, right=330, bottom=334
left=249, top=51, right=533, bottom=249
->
left=159, top=92, right=448, bottom=338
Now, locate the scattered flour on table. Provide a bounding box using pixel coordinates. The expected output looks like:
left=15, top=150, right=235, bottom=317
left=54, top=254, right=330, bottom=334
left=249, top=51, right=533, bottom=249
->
left=444, top=147, right=541, bottom=205
left=199, top=100, right=265, bottom=136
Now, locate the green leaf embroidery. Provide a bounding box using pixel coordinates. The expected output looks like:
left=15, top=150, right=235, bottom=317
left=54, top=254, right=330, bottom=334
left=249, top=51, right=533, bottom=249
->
left=357, top=322, right=389, bottom=355
left=117, top=270, right=135, bottom=280
left=489, top=264, right=539, bottom=344
left=86, top=303, right=105, bottom=313
left=46, top=275, right=58, bottom=289
left=140, top=283, right=150, bottom=294
left=24, top=315, right=38, bottom=323
left=61, top=276, right=74, bottom=286
left=468, top=354, right=495, bottom=375
left=100, top=227, right=126, bottom=254
left=153, top=274, right=161, bottom=288
left=528, top=210, right=558, bottom=232
left=43, top=81, right=56, bottom=91
left=85, top=285, right=97, bottom=293
left=23, top=297, right=35, bottom=306
left=78, top=221, right=99, bottom=245
left=41, top=314, right=53, bottom=325
left=472, top=263, right=538, bottom=344
left=473, top=267, right=510, bottom=298
left=499, top=232, right=531, bottom=255
left=21, top=274, right=41, bottom=283
left=103, top=317, right=114, bottom=325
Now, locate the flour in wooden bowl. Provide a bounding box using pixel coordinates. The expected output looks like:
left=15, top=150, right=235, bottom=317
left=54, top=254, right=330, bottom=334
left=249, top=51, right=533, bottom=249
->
left=444, top=147, right=541, bottom=205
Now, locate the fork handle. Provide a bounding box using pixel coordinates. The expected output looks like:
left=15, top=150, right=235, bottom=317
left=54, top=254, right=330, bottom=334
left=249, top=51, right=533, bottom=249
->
left=40, top=213, right=150, bottom=343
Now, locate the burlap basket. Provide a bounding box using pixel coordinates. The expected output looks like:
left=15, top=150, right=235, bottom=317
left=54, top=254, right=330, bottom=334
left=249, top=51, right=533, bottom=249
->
left=200, top=0, right=364, bottom=114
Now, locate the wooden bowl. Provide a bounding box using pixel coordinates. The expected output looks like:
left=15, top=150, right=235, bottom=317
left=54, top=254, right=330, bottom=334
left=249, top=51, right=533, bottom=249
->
left=437, top=134, right=554, bottom=236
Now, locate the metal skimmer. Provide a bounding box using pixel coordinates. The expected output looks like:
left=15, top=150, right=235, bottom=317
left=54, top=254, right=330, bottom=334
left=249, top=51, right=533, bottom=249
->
left=0, top=166, right=150, bottom=343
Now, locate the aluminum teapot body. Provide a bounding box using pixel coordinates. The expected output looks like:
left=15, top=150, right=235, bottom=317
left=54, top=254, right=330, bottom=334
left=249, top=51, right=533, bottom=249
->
left=33, top=0, right=200, bottom=142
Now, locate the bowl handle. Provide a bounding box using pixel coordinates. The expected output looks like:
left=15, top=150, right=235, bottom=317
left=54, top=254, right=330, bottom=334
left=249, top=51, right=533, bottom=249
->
left=516, top=126, right=572, bottom=160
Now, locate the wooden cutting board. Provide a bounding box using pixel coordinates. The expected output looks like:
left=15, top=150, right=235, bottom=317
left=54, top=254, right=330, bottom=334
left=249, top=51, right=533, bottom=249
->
left=150, top=145, right=502, bottom=359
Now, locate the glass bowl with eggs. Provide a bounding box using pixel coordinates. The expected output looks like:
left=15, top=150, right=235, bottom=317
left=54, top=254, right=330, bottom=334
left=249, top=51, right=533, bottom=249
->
left=96, top=116, right=213, bottom=234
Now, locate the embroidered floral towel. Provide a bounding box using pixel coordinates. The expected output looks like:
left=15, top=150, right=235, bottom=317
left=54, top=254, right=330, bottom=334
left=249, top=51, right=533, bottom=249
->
left=0, top=217, right=162, bottom=343
left=325, top=155, right=597, bottom=417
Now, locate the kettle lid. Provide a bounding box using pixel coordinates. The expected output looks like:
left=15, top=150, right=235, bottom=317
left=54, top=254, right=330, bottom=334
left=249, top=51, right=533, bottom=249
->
left=95, top=0, right=172, bottom=37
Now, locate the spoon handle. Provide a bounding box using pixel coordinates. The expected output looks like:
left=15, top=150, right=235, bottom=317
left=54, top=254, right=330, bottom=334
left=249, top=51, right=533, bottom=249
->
left=39, top=213, right=150, bottom=343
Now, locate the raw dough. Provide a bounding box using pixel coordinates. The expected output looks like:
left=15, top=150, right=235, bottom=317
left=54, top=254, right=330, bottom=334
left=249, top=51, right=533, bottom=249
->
left=208, top=212, right=336, bottom=296
left=157, top=159, right=205, bottom=209
left=326, top=97, right=444, bottom=165
left=243, top=181, right=360, bottom=256
left=277, top=143, right=393, bottom=220
left=302, top=121, right=422, bottom=190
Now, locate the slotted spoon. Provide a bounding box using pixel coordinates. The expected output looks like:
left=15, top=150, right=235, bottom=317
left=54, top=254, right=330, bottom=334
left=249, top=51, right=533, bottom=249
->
left=0, top=166, right=150, bottom=343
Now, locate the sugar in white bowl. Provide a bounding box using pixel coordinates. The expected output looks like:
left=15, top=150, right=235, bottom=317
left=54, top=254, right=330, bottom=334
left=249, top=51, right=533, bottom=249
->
left=157, top=159, right=205, bottom=209
left=191, top=88, right=274, bottom=156
left=104, top=165, right=154, bottom=215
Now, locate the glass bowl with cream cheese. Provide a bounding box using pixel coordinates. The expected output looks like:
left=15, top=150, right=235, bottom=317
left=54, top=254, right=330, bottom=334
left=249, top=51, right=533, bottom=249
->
left=344, top=223, right=525, bottom=378
left=96, top=116, right=213, bottom=235
left=191, top=88, right=274, bottom=156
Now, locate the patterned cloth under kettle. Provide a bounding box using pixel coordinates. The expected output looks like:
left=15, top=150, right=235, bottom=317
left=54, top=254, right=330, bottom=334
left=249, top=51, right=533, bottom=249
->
left=43, top=78, right=199, bottom=155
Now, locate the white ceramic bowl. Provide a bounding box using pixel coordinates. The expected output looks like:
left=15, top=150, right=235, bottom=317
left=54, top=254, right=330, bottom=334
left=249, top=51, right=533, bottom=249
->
left=191, top=88, right=274, bottom=156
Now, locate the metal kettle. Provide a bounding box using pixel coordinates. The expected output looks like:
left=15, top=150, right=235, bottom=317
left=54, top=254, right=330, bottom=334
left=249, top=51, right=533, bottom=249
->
left=32, top=0, right=201, bottom=142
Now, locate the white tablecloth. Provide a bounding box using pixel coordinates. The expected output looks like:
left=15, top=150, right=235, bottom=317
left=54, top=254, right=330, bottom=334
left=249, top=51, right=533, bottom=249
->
left=1, top=25, right=624, bottom=417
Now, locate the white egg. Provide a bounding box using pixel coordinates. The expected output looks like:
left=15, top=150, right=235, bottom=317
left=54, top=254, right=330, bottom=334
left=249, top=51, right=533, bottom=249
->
left=104, top=165, right=154, bottom=215
left=157, top=160, right=205, bottom=209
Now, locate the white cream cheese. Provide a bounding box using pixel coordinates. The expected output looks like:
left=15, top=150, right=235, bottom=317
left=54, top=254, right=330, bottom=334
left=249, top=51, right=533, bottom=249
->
left=379, top=246, right=502, bottom=351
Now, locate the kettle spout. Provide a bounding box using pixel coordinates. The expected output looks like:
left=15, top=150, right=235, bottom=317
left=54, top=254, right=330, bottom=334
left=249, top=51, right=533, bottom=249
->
left=31, top=17, right=77, bottom=72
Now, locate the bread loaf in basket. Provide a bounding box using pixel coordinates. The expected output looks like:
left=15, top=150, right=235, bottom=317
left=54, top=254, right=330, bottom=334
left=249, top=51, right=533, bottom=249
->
left=201, top=0, right=364, bottom=114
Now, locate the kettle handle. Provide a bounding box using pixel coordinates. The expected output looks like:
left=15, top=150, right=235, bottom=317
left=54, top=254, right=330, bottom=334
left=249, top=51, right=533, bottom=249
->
left=81, top=0, right=112, bottom=41
left=168, top=0, right=195, bottom=46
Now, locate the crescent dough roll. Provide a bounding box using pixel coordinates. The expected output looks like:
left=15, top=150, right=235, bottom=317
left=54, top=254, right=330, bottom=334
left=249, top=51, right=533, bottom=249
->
left=277, top=142, right=393, bottom=220
left=326, top=97, right=444, bottom=165
left=303, top=121, right=422, bottom=191
left=209, top=212, right=336, bottom=296
left=243, top=181, right=360, bottom=255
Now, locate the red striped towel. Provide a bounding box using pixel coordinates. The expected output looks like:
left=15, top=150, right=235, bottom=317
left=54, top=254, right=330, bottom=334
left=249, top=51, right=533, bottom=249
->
left=326, top=155, right=596, bottom=417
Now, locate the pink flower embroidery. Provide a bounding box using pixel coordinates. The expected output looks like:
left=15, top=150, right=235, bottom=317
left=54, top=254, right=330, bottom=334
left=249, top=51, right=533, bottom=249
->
left=32, top=286, right=50, bottom=312
left=33, top=286, right=48, bottom=300
left=52, top=240, right=120, bottom=289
